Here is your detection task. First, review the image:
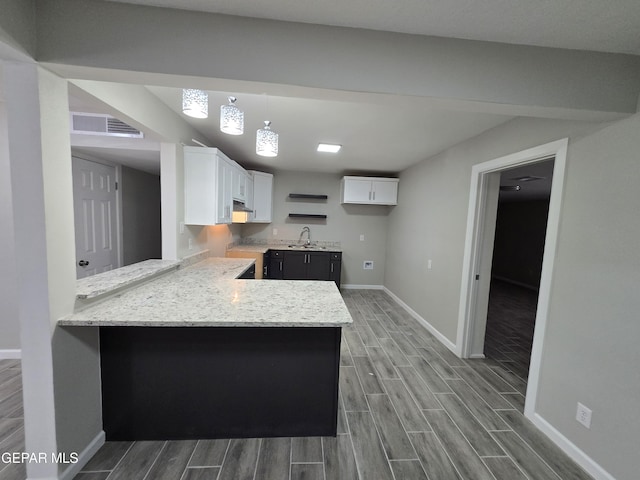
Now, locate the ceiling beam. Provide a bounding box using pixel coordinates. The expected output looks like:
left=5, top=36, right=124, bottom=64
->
left=35, top=0, right=640, bottom=120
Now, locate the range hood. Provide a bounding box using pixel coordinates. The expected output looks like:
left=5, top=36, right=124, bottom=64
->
left=233, top=200, right=253, bottom=213
left=232, top=201, right=253, bottom=223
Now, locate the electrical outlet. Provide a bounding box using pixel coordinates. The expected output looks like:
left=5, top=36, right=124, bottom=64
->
left=576, top=402, right=592, bottom=429
left=188, top=238, right=193, bottom=250
left=179, top=222, right=185, bottom=234
left=273, top=228, right=278, bottom=236
left=427, top=259, right=433, bottom=269
left=363, top=261, right=374, bottom=270
left=360, top=234, right=365, bottom=241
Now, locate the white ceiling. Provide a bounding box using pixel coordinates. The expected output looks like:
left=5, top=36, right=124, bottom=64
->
left=146, top=86, right=510, bottom=174
left=107, top=0, right=640, bottom=55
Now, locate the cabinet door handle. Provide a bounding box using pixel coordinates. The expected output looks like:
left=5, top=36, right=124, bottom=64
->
left=279, top=261, right=283, bottom=271
left=373, top=190, right=376, bottom=201
left=331, top=263, right=334, bottom=273
left=368, top=190, right=371, bottom=200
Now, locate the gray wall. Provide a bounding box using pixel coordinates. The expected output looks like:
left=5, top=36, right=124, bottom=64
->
left=385, top=117, right=607, bottom=341
left=242, top=170, right=391, bottom=286
left=0, top=100, right=20, bottom=353
left=384, top=114, right=639, bottom=479
left=491, top=199, right=550, bottom=289
left=0, top=0, right=36, bottom=59
left=121, top=165, right=161, bottom=265
left=36, top=0, right=640, bottom=118
left=536, top=113, right=640, bottom=480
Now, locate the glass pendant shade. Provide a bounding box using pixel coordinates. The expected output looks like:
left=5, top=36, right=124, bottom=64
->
left=256, top=121, right=279, bottom=157
left=182, top=89, right=208, bottom=118
left=220, top=96, right=244, bottom=135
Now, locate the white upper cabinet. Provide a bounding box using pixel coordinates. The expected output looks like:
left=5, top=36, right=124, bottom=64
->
left=340, top=176, right=399, bottom=205
left=248, top=170, right=274, bottom=223
left=184, top=146, right=235, bottom=225
left=232, top=164, right=249, bottom=203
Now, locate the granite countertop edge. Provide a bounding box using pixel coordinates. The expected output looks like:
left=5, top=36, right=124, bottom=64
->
left=227, top=244, right=342, bottom=253
left=60, top=258, right=352, bottom=328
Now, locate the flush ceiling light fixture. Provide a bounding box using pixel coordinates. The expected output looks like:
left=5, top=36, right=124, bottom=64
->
left=511, top=175, right=545, bottom=182
left=256, top=121, right=279, bottom=157
left=182, top=89, right=208, bottom=119
left=220, top=96, right=244, bottom=135
left=317, top=143, right=342, bottom=153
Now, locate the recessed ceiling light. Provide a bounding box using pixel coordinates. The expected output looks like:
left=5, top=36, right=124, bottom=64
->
left=317, top=143, right=341, bottom=153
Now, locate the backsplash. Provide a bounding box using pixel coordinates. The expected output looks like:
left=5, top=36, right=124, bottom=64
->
left=237, top=237, right=342, bottom=249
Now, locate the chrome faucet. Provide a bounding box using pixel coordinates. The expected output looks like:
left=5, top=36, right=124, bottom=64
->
left=299, top=226, right=311, bottom=245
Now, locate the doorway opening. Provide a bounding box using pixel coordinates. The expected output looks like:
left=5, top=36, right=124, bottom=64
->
left=72, top=155, right=162, bottom=279
left=457, top=139, right=568, bottom=419
left=484, top=159, right=555, bottom=390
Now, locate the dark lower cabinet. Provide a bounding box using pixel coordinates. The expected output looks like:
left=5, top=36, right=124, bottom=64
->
left=282, top=251, right=307, bottom=279
left=237, top=263, right=256, bottom=279
left=307, top=252, right=332, bottom=280
left=329, top=253, right=342, bottom=289
left=283, top=251, right=330, bottom=280
left=268, top=250, right=284, bottom=279
left=267, top=250, right=341, bottom=287
left=100, top=326, right=341, bottom=440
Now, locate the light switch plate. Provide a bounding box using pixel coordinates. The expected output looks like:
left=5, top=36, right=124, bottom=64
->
left=363, top=261, right=374, bottom=270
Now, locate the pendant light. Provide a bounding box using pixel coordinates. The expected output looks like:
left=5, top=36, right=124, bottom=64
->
left=256, top=121, right=278, bottom=157
left=220, top=96, right=244, bottom=135
left=182, top=89, right=208, bottom=119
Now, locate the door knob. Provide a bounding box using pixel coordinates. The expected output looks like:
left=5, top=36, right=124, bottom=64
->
left=78, top=260, right=90, bottom=267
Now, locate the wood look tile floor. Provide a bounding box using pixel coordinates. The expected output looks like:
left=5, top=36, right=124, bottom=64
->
left=484, top=279, right=539, bottom=389
left=1, top=290, right=591, bottom=480
left=0, top=359, right=26, bottom=480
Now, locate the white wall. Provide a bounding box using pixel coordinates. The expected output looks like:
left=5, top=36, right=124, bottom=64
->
left=0, top=99, right=21, bottom=355
left=4, top=62, right=92, bottom=479
left=242, top=170, right=391, bottom=286
left=207, top=224, right=242, bottom=258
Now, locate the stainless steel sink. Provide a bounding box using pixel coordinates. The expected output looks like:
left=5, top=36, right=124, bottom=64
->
left=287, top=244, right=326, bottom=249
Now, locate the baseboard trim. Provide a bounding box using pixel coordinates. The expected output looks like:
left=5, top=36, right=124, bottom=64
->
left=0, top=349, right=21, bottom=360
left=382, top=287, right=458, bottom=355
left=341, top=284, right=385, bottom=290
left=58, top=430, right=105, bottom=480
left=530, top=413, right=614, bottom=480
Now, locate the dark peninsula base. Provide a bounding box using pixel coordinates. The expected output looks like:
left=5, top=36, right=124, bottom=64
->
left=99, top=326, right=341, bottom=441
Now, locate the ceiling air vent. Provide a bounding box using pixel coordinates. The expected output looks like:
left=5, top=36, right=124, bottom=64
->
left=70, top=112, right=144, bottom=138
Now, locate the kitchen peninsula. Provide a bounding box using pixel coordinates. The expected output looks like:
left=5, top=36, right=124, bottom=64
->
left=59, top=257, right=352, bottom=441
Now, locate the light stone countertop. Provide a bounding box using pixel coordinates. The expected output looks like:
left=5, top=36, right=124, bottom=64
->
left=60, top=257, right=352, bottom=328
left=227, top=243, right=342, bottom=254
left=75, top=259, right=181, bottom=299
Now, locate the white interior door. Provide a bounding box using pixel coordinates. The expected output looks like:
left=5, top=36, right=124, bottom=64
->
left=72, top=157, right=118, bottom=279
